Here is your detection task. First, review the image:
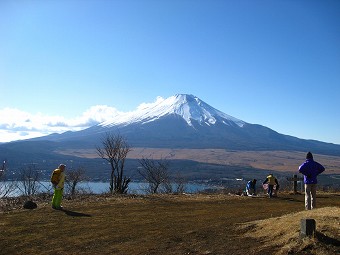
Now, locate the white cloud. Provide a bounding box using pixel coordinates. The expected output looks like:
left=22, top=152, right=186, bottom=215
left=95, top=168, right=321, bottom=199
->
left=69, top=105, right=121, bottom=127
left=0, top=97, right=170, bottom=143
left=0, top=105, right=121, bottom=142
left=137, top=96, right=165, bottom=111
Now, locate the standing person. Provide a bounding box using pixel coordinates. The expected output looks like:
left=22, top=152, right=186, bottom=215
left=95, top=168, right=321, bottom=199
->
left=299, top=152, right=325, bottom=210
left=245, top=179, right=257, bottom=196
left=262, top=173, right=279, bottom=198
left=51, top=164, right=66, bottom=210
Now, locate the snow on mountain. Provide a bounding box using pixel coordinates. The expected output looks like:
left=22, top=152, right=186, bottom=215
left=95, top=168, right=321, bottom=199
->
left=7, top=94, right=340, bottom=156
left=99, top=94, right=246, bottom=128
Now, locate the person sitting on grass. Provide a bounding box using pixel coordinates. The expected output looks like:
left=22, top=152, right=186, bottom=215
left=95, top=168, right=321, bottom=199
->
left=245, top=179, right=257, bottom=196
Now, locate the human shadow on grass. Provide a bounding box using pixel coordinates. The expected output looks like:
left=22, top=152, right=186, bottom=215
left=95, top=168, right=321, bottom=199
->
left=275, top=196, right=303, bottom=203
left=253, top=196, right=302, bottom=203
left=62, top=209, right=92, bottom=217
left=316, top=232, right=340, bottom=246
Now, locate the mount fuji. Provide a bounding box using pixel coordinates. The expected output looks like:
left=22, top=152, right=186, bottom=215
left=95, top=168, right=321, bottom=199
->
left=29, top=94, right=340, bottom=155
left=99, top=94, right=245, bottom=128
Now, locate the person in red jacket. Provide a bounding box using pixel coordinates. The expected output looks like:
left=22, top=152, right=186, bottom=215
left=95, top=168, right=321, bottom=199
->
left=299, top=152, right=325, bottom=210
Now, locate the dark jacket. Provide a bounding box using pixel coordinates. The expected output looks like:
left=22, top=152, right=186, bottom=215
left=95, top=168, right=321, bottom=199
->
left=299, top=159, right=325, bottom=184
left=246, top=180, right=256, bottom=192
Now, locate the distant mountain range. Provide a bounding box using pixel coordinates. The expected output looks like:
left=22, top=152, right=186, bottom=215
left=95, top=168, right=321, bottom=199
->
left=1, top=94, right=340, bottom=177
left=28, top=94, right=340, bottom=154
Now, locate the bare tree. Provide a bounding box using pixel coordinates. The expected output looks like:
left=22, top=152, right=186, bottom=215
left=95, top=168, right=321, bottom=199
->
left=96, top=133, right=131, bottom=194
left=138, top=158, right=170, bottom=194
left=0, top=160, right=5, bottom=178
left=173, top=172, right=186, bottom=194
left=0, top=160, right=16, bottom=198
left=18, top=163, right=40, bottom=197
left=65, top=166, right=88, bottom=197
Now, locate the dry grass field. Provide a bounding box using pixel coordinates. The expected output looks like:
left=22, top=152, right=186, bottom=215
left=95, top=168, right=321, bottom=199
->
left=1, top=192, right=339, bottom=255
left=56, top=148, right=340, bottom=174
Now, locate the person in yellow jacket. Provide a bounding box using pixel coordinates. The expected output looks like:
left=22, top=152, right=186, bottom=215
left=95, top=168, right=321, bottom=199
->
left=262, top=173, right=279, bottom=198
left=51, top=164, right=66, bottom=210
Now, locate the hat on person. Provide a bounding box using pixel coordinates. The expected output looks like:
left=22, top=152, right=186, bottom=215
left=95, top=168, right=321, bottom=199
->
left=58, top=164, right=66, bottom=170
left=306, top=152, right=313, bottom=159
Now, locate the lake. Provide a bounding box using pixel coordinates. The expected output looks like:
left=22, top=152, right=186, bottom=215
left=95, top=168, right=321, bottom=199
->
left=1, top=181, right=217, bottom=197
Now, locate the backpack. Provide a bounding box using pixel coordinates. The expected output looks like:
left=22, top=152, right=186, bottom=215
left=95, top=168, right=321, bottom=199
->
left=50, top=168, right=61, bottom=185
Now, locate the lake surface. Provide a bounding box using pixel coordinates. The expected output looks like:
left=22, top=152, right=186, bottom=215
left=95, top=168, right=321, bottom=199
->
left=63, top=181, right=214, bottom=194
left=1, top=181, right=217, bottom=197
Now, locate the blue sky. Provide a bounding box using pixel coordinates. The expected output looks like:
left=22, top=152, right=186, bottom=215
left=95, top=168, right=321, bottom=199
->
left=1, top=0, right=339, bottom=144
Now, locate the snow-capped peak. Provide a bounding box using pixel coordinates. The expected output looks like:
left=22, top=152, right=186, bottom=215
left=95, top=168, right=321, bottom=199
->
left=100, top=94, right=246, bottom=128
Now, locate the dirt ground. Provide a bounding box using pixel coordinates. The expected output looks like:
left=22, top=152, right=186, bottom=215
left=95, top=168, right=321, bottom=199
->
left=1, top=192, right=339, bottom=255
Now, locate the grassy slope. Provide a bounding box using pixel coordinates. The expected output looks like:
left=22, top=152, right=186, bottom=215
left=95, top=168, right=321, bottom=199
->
left=1, top=193, right=339, bottom=255
left=239, top=206, right=340, bottom=255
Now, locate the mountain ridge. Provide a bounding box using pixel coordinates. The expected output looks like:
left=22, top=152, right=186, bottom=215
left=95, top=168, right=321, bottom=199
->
left=2, top=94, right=340, bottom=158
left=22, top=94, right=340, bottom=156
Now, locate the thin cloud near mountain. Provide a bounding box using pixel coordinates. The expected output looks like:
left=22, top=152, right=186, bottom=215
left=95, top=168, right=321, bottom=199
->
left=0, top=105, right=123, bottom=142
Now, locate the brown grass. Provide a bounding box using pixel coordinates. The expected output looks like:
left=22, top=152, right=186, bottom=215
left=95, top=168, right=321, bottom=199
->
left=238, top=206, right=340, bottom=255
left=1, top=192, right=339, bottom=255
left=56, top=148, right=340, bottom=174
left=242, top=207, right=340, bottom=255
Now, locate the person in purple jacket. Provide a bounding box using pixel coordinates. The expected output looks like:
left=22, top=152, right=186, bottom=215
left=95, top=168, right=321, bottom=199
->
left=299, top=152, right=325, bottom=210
